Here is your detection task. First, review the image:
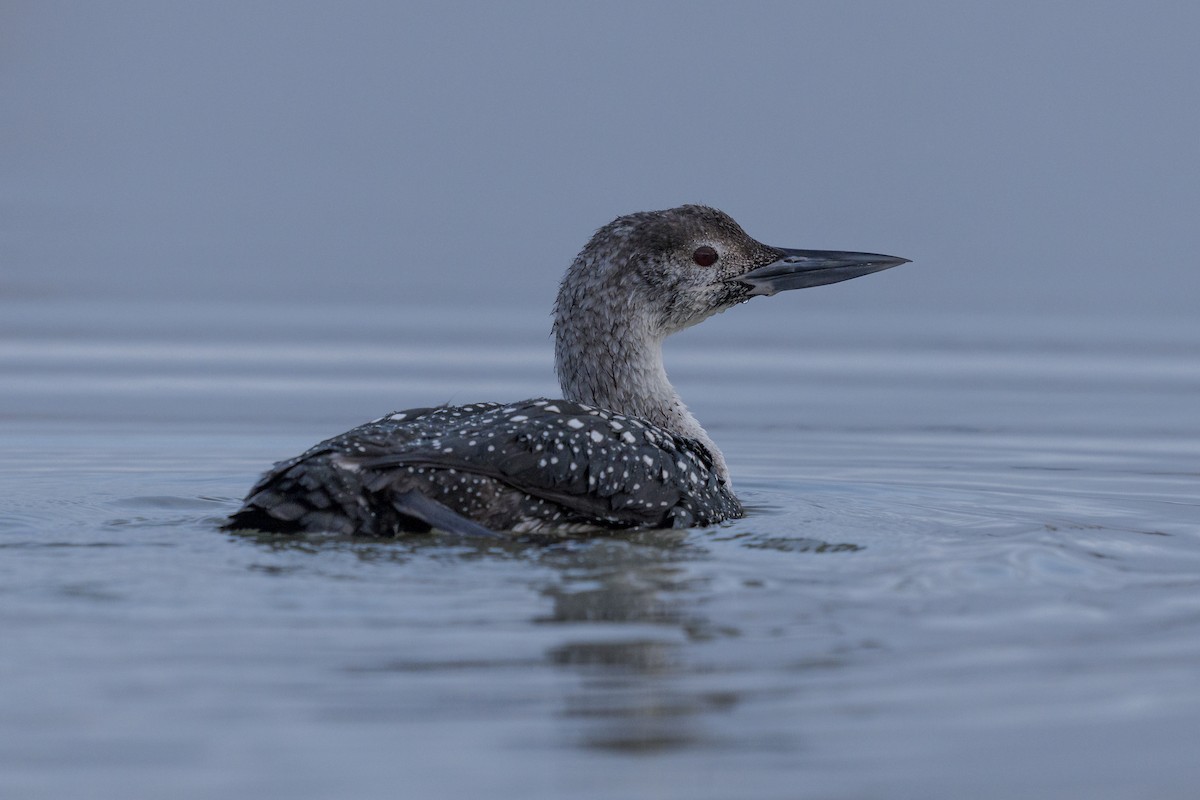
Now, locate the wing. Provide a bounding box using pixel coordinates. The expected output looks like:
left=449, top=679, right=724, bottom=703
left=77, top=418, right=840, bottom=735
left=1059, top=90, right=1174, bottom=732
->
left=350, top=399, right=738, bottom=528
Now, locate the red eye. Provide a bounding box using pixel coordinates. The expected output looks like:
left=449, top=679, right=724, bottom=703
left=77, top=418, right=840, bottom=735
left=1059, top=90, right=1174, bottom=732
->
left=692, top=246, right=718, bottom=267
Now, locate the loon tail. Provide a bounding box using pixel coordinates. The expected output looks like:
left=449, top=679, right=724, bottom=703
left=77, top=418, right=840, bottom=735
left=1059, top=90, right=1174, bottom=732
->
left=224, top=479, right=501, bottom=542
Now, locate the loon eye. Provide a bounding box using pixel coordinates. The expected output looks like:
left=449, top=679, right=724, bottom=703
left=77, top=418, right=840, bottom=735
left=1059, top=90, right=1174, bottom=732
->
left=692, top=246, right=719, bottom=267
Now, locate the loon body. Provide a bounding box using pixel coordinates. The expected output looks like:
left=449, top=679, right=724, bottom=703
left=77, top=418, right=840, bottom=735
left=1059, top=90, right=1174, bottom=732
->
left=226, top=205, right=907, bottom=537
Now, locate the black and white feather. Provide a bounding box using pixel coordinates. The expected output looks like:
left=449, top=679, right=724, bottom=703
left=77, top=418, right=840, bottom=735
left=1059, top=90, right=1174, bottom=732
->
left=228, top=399, right=740, bottom=536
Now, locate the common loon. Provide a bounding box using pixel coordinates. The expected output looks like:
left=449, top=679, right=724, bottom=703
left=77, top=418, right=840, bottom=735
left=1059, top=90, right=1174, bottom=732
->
left=226, top=205, right=907, bottom=537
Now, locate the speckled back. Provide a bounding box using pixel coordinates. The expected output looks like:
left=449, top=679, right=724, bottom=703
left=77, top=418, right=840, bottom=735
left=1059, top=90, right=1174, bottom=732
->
left=232, top=399, right=742, bottom=535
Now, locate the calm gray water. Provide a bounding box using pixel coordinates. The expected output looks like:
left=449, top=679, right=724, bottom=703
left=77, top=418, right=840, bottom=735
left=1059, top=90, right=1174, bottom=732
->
left=2, top=297, right=1198, bottom=799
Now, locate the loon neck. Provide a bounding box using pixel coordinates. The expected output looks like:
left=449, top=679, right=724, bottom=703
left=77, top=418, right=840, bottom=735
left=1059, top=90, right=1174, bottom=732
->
left=553, top=300, right=730, bottom=484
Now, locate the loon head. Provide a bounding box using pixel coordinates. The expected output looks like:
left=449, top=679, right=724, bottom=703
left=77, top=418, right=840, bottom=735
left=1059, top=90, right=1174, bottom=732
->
left=555, top=204, right=909, bottom=337
left=552, top=205, right=908, bottom=480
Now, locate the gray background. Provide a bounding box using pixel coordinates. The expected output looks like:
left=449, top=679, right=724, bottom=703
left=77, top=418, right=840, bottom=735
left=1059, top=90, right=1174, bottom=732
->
left=2, top=1, right=1197, bottom=317
left=3, top=7, right=1200, bottom=799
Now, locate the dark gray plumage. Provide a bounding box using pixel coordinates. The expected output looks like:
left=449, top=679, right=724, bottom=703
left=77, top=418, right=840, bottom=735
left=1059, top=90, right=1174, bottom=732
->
left=226, top=205, right=907, bottom=536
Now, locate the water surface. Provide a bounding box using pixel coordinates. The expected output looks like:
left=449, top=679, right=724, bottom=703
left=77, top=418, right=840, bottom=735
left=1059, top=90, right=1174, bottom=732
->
left=2, top=297, right=1198, bottom=799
